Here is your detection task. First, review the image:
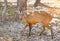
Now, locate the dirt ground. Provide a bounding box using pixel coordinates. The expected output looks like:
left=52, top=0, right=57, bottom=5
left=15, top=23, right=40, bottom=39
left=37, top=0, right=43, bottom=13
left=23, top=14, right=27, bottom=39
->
left=0, top=19, right=60, bottom=41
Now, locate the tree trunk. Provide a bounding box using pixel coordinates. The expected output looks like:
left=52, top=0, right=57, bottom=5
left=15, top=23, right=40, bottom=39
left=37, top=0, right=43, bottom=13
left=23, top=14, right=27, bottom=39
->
left=0, top=0, right=2, bottom=7
left=16, top=0, right=20, bottom=10
left=34, top=0, right=55, bottom=8
left=34, top=0, right=41, bottom=7
left=2, top=0, right=7, bottom=22
left=16, top=0, right=27, bottom=13
left=15, top=0, right=20, bottom=21
left=19, top=0, right=27, bottom=12
left=15, top=0, right=27, bottom=22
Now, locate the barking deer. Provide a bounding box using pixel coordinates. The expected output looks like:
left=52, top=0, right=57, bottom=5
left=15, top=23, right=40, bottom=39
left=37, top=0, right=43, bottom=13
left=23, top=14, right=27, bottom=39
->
left=21, top=11, right=54, bottom=39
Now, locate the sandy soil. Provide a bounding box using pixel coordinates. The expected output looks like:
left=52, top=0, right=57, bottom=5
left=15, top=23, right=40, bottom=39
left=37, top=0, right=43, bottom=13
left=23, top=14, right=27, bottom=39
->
left=0, top=20, right=60, bottom=41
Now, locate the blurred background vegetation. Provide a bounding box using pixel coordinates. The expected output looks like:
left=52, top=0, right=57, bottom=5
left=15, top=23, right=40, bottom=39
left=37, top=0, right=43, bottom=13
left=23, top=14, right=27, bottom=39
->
left=0, top=0, right=60, bottom=22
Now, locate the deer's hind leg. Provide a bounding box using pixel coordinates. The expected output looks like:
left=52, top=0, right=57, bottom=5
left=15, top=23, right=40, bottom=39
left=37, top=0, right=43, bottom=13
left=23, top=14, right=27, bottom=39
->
left=47, top=25, right=54, bottom=39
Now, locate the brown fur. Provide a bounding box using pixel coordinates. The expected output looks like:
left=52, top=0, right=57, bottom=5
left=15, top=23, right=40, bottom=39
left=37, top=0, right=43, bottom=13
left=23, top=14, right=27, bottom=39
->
left=22, top=11, right=54, bottom=39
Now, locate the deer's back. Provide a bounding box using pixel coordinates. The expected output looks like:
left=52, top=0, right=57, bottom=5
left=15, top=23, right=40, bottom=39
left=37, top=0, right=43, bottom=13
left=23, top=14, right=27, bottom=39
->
left=22, top=11, right=52, bottom=26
